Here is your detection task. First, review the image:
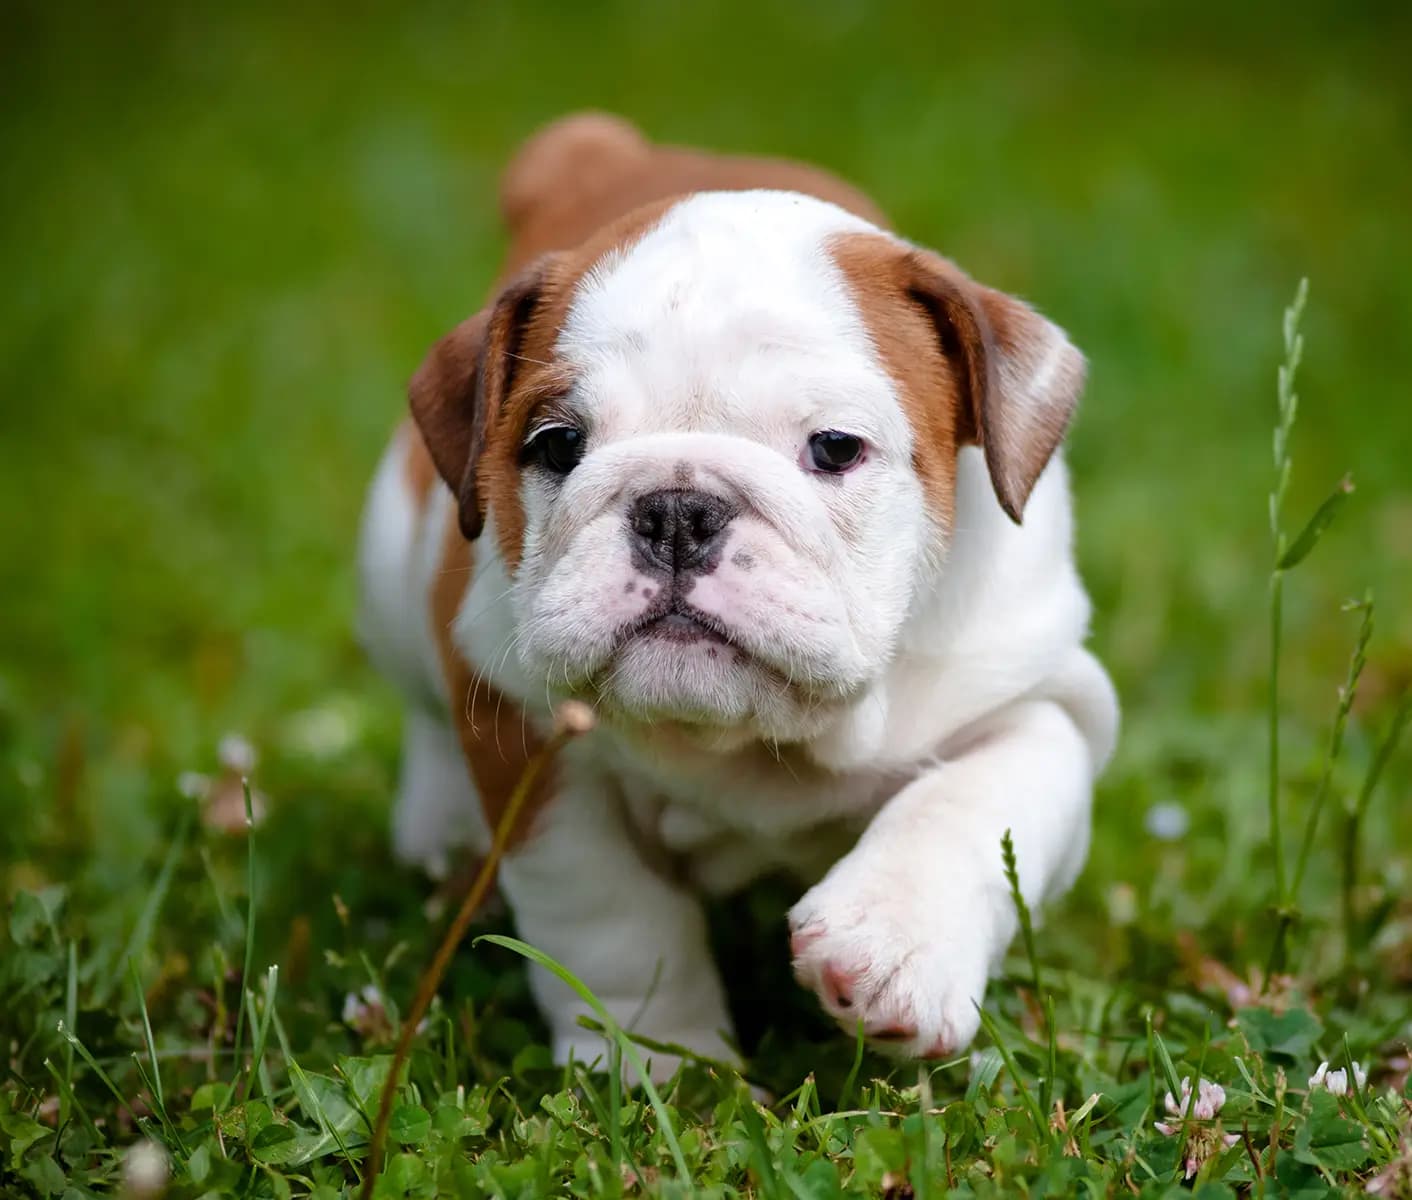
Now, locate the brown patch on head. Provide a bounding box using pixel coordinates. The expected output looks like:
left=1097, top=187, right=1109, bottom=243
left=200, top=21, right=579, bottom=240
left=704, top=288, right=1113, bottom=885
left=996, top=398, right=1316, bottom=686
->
left=830, top=232, right=1085, bottom=525
left=498, top=111, right=888, bottom=273
left=428, top=510, right=555, bottom=847
left=409, top=197, right=681, bottom=572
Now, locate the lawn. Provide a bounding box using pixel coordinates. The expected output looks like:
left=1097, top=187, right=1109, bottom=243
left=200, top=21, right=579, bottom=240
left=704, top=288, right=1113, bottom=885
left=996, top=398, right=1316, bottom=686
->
left=2, top=2, right=1411, bottom=1196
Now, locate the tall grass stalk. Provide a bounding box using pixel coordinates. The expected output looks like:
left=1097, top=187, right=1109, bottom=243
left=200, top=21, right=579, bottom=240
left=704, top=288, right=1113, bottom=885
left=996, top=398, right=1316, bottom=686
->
left=1340, top=692, right=1412, bottom=958
left=1290, top=596, right=1371, bottom=898
left=1262, top=279, right=1358, bottom=973
left=227, top=778, right=259, bottom=1110
left=1001, top=830, right=1042, bottom=1001
left=1265, top=278, right=1308, bottom=923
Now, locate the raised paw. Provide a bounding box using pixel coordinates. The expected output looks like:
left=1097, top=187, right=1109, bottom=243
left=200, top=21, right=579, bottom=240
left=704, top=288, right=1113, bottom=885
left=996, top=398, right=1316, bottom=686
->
left=787, top=867, right=1000, bottom=1060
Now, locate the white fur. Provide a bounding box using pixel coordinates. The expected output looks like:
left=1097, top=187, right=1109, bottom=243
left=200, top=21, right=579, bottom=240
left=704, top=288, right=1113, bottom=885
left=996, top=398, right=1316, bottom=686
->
left=358, top=191, right=1118, bottom=1075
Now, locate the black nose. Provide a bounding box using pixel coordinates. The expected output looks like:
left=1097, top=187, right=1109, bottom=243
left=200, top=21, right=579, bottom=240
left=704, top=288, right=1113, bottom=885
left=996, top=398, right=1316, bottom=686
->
left=629, top=489, right=737, bottom=573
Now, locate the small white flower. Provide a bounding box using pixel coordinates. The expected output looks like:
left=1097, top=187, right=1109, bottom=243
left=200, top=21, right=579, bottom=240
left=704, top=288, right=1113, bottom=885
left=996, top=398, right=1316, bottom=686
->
left=342, top=984, right=384, bottom=1029
left=1144, top=802, right=1190, bottom=841
left=284, top=703, right=357, bottom=760
left=122, top=1138, right=169, bottom=1198
left=218, top=732, right=258, bottom=774
left=1309, top=1060, right=1367, bottom=1096
left=1156, top=1076, right=1226, bottom=1134
left=176, top=771, right=211, bottom=800
left=342, top=983, right=426, bottom=1039
left=1194, top=1078, right=1226, bottom=1120
left=1107, top=883, right=1138, bottom=926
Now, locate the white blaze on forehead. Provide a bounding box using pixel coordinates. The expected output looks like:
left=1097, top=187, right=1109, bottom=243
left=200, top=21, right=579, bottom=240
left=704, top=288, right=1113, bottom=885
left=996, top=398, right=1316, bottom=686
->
left=554, top=191, right=901, bottom=443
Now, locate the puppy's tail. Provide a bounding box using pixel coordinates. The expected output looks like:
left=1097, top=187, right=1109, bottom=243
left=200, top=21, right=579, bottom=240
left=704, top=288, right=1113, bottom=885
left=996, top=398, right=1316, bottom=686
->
left=499, top=111, right=650, bottom=236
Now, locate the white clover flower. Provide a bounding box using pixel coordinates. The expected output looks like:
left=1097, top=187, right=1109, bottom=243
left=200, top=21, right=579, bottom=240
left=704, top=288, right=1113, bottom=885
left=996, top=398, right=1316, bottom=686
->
left=343, top=984, right=426, bottom=1039
left=176, top=771, right=211, bottom=800
left=284, top=703, right=357, bottom=760
left=1155, top=1076, right=1226, bottom=1135
left=342, top=984, right=384, bottom=1030
left=218, top=732, right=258, bottom=774
left=1194, top=1078, right=1226, bottom=1119
left=1144, top=802, right=1190, bottom=841
left=1309, top=1060, right=1367, bottom=1096
left=122, top=1138, right=169, bottom=1198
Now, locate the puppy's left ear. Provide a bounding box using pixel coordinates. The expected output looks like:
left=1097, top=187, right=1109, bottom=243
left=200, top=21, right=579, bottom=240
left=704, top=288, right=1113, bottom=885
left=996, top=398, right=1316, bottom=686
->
left=907, top=252, right=1085, bottom=523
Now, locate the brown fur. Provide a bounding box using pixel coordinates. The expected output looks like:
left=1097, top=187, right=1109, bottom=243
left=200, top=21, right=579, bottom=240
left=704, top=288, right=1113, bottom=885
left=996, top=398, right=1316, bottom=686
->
left=830, top=232, right=1083, bottom=525
left=498, top=112, right=887, bottom=275
left=828, top=234, right=968, bottom=527
left=427, top=513, right=555, bottom=845
left=399, top=420, right=438, bottom=509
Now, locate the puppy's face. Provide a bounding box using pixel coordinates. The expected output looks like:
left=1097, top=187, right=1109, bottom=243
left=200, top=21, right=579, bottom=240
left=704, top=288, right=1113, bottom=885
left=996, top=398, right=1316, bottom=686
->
left=413, top=192, right=1083, bottom=741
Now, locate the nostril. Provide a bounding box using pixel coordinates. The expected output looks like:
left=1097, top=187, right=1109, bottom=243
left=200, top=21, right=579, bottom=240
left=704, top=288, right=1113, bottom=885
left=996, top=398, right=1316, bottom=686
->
left=628, top=489, right=737, bottom=573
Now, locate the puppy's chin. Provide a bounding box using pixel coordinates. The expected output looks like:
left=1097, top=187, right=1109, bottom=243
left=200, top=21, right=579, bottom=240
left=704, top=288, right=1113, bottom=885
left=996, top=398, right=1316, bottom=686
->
left=598, top=634, right=758, bottom=725
left=573, top=625, right=834, bottom=742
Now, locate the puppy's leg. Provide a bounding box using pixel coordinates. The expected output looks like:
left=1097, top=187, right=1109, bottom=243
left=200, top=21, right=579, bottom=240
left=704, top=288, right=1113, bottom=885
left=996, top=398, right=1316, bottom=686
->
left=392, top=707, right=487, bottom=881
left=789, top=699, right=1095, bottom=1059
left=496, top=781, right=737, bottom=1080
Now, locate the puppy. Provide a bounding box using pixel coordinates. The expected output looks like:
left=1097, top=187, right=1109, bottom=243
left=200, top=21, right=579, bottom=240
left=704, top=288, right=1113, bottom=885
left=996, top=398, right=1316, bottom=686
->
left=358, top=113, right=1118, bottom=1070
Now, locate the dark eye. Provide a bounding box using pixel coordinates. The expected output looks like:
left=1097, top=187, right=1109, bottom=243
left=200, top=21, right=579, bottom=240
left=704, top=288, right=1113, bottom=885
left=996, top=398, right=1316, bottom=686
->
left=523, top=425, right=585, bottom=475
left=806, top=430, right=865, bottom=474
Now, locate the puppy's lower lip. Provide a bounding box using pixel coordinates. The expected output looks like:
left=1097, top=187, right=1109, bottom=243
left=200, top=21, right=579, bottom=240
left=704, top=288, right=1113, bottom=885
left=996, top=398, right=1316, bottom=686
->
left=639, top=610, right=731, bottom=644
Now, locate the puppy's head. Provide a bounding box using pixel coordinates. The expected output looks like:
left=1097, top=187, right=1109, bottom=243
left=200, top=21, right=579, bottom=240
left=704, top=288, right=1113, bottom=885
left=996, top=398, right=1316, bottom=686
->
left=412, top=192, right=1083, bottom=740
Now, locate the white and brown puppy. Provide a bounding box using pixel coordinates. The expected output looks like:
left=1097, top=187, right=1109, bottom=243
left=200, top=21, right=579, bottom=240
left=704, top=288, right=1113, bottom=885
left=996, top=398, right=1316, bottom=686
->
left=358, top=113, right=1118, bottom=1070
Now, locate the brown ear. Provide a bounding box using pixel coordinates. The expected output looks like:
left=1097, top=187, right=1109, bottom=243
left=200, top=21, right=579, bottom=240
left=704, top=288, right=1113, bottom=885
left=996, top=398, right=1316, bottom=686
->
left=408, top=258, right=558, bottom=539
left=906, top=252, right=1085, bottom=523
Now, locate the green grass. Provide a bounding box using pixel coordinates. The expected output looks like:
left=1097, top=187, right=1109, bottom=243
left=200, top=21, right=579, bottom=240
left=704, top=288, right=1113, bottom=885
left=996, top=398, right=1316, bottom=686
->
left=3, top=1, right=1412, bottom=1195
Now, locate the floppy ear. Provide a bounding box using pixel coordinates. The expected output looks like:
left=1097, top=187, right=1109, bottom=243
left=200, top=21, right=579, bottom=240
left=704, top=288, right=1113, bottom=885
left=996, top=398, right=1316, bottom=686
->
left=408, top=258, right=558, bottom=539
left=905, top=252, right=1085, bottom=523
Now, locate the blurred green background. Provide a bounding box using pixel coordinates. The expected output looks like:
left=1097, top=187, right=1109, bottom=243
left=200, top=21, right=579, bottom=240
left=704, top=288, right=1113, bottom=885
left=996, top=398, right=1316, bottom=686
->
left=2, top=2, right=1409, bottom=907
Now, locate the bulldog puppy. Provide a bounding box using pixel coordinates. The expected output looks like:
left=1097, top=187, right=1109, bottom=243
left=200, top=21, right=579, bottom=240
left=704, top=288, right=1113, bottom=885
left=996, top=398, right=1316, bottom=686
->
left=358, top=113, right=1118, bottom=1070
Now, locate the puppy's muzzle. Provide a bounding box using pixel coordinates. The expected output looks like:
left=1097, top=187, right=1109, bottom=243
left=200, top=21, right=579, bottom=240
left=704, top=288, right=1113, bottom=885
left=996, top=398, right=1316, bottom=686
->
left=629, top=489, right=737, bottom=575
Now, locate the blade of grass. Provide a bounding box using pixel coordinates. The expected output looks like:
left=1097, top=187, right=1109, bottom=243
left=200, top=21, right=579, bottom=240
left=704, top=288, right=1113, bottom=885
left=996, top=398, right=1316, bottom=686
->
left=129, top=958, right=186, bottom=1154
left=479, top=934, right=692, bottom=1181
left=359, top=706, right=595, bottom=1200
left=60, top=940, right=77, bottom=1129
left=1342, top=691, right=1412, bottom=957
left=56, top=1020, right=142, bottom=1127
left=1041, top=992, right=1058, bottom=1119
left=228, top=778, right=259, bottom=1111
left=975, top=1006, right=1047, bottom=1141
left=838, top=1020, right=866, bottom=1115
left=243, top=965, right=279, bottom=1102
left=1277, top=475, right=1354, bottom=570
left=42, top=1055, right=102, bottom=1144
left=737, top=1090, right=786, bottom=1200
left=98, top=811, right=192, bottom=1006
left=1291, top=595, right=1371, bottom=898
left=272, top=1008, right=361, bottom=1181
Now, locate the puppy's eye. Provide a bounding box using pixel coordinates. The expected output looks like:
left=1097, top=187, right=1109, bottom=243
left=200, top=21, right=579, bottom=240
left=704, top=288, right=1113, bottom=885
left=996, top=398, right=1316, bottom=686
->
left=523, top=426, right=585, bottom=475
left=805, top=430, right=865, bottom=474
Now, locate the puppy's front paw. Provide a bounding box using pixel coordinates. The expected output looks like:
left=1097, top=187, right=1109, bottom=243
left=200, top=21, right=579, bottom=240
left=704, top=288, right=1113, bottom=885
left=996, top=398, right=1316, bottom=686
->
left=787, top=863, right=1001, bottom=1059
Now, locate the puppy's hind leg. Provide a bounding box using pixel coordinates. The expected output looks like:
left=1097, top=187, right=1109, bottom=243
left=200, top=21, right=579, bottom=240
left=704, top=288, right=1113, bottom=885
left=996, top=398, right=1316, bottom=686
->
left=392, top=707, right=487, bottom=881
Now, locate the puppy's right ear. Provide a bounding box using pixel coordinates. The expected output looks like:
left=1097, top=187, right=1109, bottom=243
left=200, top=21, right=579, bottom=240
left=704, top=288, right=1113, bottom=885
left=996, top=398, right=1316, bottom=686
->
left=409, top=257, right=558, bottom=540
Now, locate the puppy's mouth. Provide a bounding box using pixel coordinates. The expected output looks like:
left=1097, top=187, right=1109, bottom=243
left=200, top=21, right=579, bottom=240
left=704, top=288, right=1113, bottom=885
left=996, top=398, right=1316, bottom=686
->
left=622, top=599, right=735, bottom=648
